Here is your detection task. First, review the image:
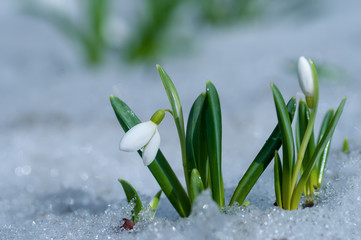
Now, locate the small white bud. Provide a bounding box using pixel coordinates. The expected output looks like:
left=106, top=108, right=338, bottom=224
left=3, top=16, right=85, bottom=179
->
left=297, top=56, right=314, bottom=97
left=298, top=56, right=316, bottom=108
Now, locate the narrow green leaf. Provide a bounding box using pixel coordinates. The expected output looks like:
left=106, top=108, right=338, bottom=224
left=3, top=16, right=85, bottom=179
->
left=229, top=98, right=296, bottom=206
left=296, top=103, right=307, bottom=197
left=271, top=84, right=295, bottom=209
left=186, top=93, right=208, bottom=187
left=156, top=65, right=189, bottom=194
left=317, top=109, right=334, bottom=143
left=156, top=65, right=184, bottom=124
left=297, top=100, right=316, bottom=195
left=110, top=95, right=141, bottom=130
left=110, top=95, right=191, bottom=217
left=291, top=97, right=346, bottom=209
left=298, top=101, right=316, bottom=163
left=296, top=101, right=307, bottom=154
left=274, top=151, right=283, bottom=208
left=342, top=137, right=349, bottom=153
left=149, top=190, right=162, bottom=219
left=316, top=140, right=331, bottom=188
left=189, top=169, right=205, bottom=203
left=205, top=81, right=224, bottom=207
left=295, top=112, right=301, bottom=152
left=118, top=179, right=143, bottom=222
left=195, top=108, right=209, bottom=188
left=316, top=109, right=334, bottom=187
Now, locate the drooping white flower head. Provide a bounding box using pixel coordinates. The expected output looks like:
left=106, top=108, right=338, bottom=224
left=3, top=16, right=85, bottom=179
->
left=142, top=129, right=160, bottom=166
left=297, top=56, right=314, bottom=98
left=119, top=110, right=165, bottom=166
left=119, top=120, right=160, bottom=166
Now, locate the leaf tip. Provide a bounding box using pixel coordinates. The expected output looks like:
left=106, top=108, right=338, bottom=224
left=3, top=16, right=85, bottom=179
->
left=270, top=83, right=277, bottom=91
left=156, top=64, right=163, bottom=73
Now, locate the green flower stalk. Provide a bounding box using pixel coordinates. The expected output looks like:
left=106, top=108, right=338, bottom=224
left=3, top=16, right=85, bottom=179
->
left=156, top=65, right=191, bottom=196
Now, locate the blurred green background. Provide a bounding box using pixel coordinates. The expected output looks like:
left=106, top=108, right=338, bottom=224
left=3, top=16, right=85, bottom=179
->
left=24, top=0, right=322, bottom=66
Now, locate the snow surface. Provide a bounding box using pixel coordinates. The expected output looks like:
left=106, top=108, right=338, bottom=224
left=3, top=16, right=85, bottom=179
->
left=1, top=0, right=361, bottom=239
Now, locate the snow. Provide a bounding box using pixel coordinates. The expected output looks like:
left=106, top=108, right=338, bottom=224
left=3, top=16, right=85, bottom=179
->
left=1, top=0, right=361, bottom=239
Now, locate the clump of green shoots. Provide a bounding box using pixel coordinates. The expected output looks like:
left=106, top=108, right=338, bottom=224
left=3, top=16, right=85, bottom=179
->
left=111, top=64, right=296, bottom=219
left=111, top=56, right=346, bottom=219
left=272, top=56, right=346, bottom=210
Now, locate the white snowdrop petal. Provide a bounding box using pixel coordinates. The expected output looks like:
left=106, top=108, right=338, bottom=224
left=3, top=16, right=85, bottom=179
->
left=297, top=56, right=314, bottom=96
left=142, top=130, right=160, bottom=166
left=119, top=121, right=157, bottom=151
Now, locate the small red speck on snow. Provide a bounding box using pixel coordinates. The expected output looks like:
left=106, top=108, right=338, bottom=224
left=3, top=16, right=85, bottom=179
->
left=119, top=218, right=135, bottom=231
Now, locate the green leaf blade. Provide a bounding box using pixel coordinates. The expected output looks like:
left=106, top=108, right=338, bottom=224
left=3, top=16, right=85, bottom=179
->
left=110, top=95, right=142, bottom=129
left=205, top=81, right=224, bottom=207
left=317, top=109, right=334, bottom=143
left=229, top=98, right=296, bottom=206
left=297, top=100, right=316, bottom=196
left=271, top=84, right=295, bottom=209
left=185, top=93, right=208, bottom=187
left=149, top=190, right=162, bottom=219
left=274, top=151, right=283, bottom=208
left=156, top=65, right=183, bottom=123
left=342, top=137, right=349, bottom=153
left=119, top=179, right=143, bottom=222
left=189, top=169, right=205, bottom=203
left=316, top=109, right=334, bottom=188
left=156, top=65, right=190, bottom=195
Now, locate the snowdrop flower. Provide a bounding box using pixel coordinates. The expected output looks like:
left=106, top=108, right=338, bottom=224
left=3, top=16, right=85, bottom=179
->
left=297, top=56, right=315, bottom=108
left=119, top=110, right=165, bottom=166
